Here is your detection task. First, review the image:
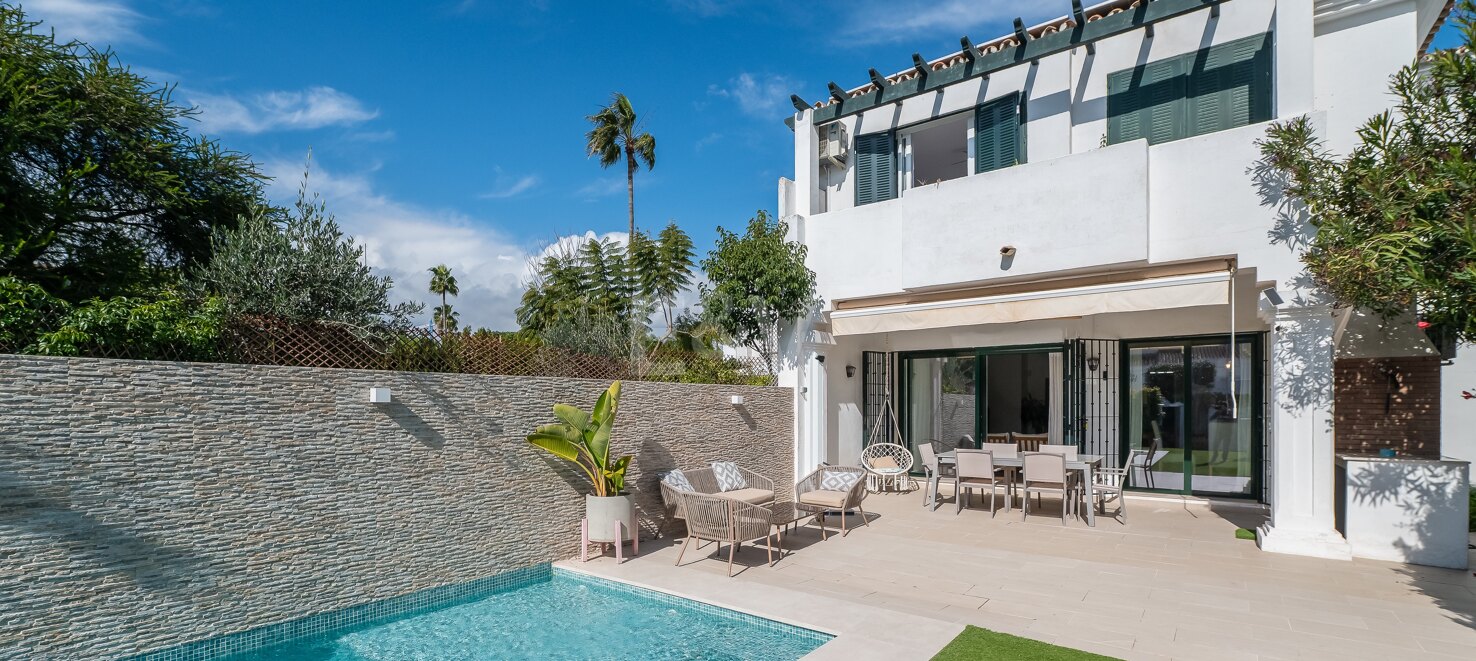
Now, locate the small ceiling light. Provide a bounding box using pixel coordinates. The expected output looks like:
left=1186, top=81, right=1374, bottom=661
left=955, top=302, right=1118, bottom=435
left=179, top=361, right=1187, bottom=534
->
left=1000, top=245, right=1017, bottom=257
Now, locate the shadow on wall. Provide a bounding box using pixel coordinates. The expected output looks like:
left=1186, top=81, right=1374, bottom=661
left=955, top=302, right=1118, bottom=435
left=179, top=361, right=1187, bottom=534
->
left=380, top=401, right=448, bottom=449
left=0, top=470, right=205, bottom=594
left=1346, top=461, right=1476, bottom=630
left=1251, top=151, right=1338, bottom=415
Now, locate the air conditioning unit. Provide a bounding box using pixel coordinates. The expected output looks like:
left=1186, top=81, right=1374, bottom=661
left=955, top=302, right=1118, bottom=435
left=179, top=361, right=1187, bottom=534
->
left=818, top=123, right=848, bottom=169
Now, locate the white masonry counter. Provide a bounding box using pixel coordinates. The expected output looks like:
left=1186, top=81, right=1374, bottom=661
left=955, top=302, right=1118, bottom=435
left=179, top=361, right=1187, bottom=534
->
left=1335, top=454, right=1471, bottom=569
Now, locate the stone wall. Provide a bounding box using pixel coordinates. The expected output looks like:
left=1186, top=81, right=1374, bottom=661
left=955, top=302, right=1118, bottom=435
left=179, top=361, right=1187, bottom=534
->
left=1334, top=356, right=1442, bottom=457
left=0, top=355, right=793, bottom=659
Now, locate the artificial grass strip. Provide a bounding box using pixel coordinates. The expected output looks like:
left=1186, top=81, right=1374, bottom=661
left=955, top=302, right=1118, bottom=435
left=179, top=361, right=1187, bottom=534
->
left=1235, top=528, right=1257, bottom=541
left=932, top=625, right=1121, bottom=661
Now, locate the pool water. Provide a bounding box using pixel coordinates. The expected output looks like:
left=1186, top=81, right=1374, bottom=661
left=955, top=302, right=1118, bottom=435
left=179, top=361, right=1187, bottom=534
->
left=223, top=571, right=830, bottom=660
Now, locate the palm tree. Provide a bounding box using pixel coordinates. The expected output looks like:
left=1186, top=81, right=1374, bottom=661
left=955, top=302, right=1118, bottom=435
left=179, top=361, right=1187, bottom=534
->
left=585, top=93, right=656, bottom=237
left=629, top=222, right=694, bottom=336
left=427, top=264, right=459, bottom=335
left=433, top=304, right=460, bottom=334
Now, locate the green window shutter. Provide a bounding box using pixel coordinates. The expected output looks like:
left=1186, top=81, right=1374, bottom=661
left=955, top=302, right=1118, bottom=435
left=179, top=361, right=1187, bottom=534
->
left=854, top=131, right=896, bottom=206
left=1107, top=56, right=1186, bottom=145
left=1188, top=33, right=1273, bottom=137
left=975, top=92, right=1023, bottom=174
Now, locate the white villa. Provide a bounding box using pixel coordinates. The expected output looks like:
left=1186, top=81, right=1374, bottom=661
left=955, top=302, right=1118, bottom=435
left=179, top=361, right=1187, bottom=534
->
left=776, top=0, right=1472, bottom=564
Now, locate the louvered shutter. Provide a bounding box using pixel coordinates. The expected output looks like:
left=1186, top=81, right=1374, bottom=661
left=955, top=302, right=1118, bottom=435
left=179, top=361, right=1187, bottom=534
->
left=975, top=92, right=1022, bottom=174
left=854, top=132, right=896, bottom=206
left=1188, top=33, right=1273, bottom=137
left=1107, top=56, right=1185, bottom=145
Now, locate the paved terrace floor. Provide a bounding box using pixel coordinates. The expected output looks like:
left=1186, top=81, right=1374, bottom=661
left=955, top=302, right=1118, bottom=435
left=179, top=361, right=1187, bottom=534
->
left=561, top=488, right=1476, bottom=660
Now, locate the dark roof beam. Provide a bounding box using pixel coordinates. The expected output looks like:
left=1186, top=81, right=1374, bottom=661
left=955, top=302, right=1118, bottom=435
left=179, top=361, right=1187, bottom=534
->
left=827, top=82, right=848, bottom=103
left=790, top=94, right=810, bottom=112
left=911, top=53, right=930, bottom=80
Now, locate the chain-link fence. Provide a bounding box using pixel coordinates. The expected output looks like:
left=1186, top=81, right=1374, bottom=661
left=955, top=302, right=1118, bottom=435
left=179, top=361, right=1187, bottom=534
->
left=0, top=311, right=776, bottom=386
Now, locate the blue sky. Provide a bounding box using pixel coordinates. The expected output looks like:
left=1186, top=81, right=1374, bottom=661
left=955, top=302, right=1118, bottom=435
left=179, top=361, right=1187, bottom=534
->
left=23, top=0, right=1467, bottom=330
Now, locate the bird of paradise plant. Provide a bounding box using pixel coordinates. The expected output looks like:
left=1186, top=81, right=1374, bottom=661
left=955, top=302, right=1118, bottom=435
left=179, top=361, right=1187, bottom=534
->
left=526, top=381, right=631, bottom=497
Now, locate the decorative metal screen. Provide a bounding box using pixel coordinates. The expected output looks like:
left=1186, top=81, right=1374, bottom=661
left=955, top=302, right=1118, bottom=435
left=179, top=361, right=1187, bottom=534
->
left=862, top=351, right=893, bottom=446
left=1065, top=339, right=1121, bottom=469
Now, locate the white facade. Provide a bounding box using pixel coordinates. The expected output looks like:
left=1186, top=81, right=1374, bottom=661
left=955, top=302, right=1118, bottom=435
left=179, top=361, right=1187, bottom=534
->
left=778, top=0, right=1454, bottom=562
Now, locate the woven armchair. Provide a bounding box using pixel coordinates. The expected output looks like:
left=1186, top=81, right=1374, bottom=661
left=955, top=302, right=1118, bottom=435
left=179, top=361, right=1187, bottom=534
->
left=675, top=492, right=776, bottom=576
left=794, top=465, right=869, bottom=539
left=658, top=466, right=776, bottom=524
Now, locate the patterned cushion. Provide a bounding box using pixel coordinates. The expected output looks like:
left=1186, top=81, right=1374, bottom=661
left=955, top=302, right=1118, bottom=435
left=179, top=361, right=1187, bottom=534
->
left=710, top=461, right=747, bottom=492
left=661, top=470, right=694, bottom=492
left=819, top=470, right=861, bottom=491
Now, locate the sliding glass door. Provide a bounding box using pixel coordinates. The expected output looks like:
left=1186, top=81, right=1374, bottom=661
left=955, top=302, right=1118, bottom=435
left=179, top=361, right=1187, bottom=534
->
left=1122, top=336, right=1261, bottom=497
left=900, top=345, right=1063, bottom=464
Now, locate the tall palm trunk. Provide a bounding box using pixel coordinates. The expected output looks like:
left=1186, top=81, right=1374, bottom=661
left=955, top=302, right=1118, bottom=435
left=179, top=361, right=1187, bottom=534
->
left=626, top=145, right=637, bottom=237
left=439, top=291, right=447, bottom=335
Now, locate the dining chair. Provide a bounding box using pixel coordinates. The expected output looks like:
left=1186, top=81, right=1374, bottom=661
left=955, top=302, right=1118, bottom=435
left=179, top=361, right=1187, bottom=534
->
left=953, top=450, right=1005, bottom=516
left=1022, top=452, right=1074, bottom=525
left=1093, top=462, right=1129, bottom=523
left=917, top=440, right=954, bottom=511
left=1126, top=443, right=1157, bottom=489
left=984, top=433, right=1011, bottom=445
left=1038, top=444, right=1079, bottom=461
left=1013, top=433, right=1048, bottom=452
left=980, top=442, right=1019, bottom=504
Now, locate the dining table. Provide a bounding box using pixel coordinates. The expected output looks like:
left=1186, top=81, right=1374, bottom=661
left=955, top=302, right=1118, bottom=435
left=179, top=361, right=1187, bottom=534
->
left=937, top=451, right=1107, bottom=526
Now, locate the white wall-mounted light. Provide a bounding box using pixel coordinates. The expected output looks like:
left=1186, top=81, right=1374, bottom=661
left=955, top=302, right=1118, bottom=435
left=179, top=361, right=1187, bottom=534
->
left=369, top=387, right=392, bottom=403
left=730, top=395, right=745, bottom=406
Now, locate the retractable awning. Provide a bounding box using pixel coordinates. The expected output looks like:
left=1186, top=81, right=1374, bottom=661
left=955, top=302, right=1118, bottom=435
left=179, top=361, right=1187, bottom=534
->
left=829, top=271, right=1231, bottom=336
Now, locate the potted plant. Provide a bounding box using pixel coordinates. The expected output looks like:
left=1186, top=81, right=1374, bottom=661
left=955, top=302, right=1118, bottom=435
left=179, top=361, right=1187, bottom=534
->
left=526, top=381, right=635, bottom=545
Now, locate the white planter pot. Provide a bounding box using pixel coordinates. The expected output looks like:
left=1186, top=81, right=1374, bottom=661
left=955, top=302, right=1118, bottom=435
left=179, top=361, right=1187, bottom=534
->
left=585, top=493, right=635, bottom=543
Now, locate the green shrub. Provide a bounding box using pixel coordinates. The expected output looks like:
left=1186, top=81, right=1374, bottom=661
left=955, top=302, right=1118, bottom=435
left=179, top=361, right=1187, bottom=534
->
left=31, top=292, right=226, bottom=362
left=1469, top=487, right=1475, bottom=532
left=0, top=277, right=68, bottom=351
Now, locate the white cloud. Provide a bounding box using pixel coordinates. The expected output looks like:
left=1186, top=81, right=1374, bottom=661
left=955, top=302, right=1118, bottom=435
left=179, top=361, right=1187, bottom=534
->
left=189, top=86, right=378, bottom=135
left=708, top=73, right=799, bottom=118
left=263, top=159, right=536, bottom=331
left=27, top=0, right=147, bottom=46
left=479, top=168, right=541, bottom=199
left=835, top=0, right=1056, bottom=46
left=577, top=175, right=636, bottom=200
left=694, top=132, right=723, bottom=151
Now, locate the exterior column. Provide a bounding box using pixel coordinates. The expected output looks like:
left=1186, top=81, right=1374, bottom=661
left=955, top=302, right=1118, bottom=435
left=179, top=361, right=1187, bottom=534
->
left=1257, top=303, right=1353, bottom=560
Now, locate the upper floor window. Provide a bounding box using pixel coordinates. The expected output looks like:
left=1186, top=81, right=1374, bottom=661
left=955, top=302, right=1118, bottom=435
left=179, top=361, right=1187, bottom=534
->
left=1106, top=32, right=1272, bottom=146
left=853, top=92, right=1025, bottom=207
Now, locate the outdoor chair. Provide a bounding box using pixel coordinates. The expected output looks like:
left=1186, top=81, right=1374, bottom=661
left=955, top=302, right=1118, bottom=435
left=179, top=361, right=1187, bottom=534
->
left=1126, top=444, right=1158, bottom=489
left=1038, top=444, right=1079, bottom=460
left=953, top=450, right=1006, bottom=516
left=1092, top=462, right=1130, bottom=523
left=980, top=442, right=1019, bottom=501
left=795, top=465, right=869, bottom=539
left=860, top=442, right=915, bottom=493
left=1022, top=452, right=1077, bottom=525
left=659, top=465, right=776, bottom=530
left=918, top=441, right=955, bottom=511
left=984, top=433, right=1011, bottom=445
left=1013, top=433, right=1049, bottom=452
left=674, top=492, right=776, bottom=576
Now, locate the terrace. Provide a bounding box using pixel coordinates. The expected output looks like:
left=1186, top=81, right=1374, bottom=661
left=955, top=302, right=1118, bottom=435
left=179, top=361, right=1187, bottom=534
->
left=571, top=489, right=1476, bottom=660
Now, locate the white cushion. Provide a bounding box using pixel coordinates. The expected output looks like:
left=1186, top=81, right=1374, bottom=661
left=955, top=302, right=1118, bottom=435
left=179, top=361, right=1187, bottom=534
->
left=662, top=470, right=694, bottom=492
left=711, top=461, right=747, bottom=492
left=819, top=470, right=860, bottom=491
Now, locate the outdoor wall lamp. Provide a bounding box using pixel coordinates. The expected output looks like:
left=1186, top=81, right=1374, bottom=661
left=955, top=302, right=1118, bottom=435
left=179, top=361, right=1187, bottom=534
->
left=846, top=364, right=856, bottom=378
left=999, top=245, right=1017, bottom=257
left=369, top=387, right=392, bottom=403
left=730, top=395, right=745, bottom=407
left=1086, top=356, right=1100, bottom=373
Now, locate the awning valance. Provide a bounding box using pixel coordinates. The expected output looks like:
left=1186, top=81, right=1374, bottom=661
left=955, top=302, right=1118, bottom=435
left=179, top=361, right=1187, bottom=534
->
left=830, top=271, right=1231, bottom=336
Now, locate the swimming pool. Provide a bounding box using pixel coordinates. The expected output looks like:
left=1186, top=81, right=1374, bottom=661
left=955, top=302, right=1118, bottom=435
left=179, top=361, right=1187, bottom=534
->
left=215, top=568, right=831, bottom=660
